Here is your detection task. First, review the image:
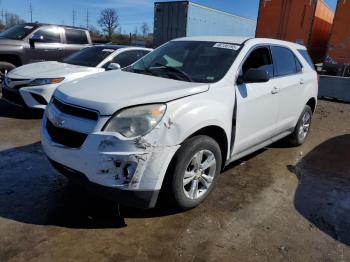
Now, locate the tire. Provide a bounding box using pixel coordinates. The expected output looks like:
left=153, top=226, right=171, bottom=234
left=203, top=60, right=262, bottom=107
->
left=0, top=61, right=16, bottom=75
left=286, top=105, right=313, bottom=146
left=164, top=135, right=222, bottom=210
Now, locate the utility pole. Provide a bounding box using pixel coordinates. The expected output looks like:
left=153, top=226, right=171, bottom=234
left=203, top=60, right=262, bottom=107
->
left=86, top=8, right=89, bottom=29
left=29, top=1, right=33, bottom=23
left=72, top=9, right=76, bottom=26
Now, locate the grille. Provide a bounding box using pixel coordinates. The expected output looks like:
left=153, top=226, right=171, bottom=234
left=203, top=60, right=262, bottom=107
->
left=52, top=97, right=99, bottom=121
left=2, top=88, right=26, bottom=106
left=46, top=119, right=88, bottom=148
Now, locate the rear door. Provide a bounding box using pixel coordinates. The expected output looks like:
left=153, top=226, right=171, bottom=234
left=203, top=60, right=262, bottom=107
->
left=25, top=26, right=64, bottom=63
left=233, top=46, right=280, bottom=155
left=63, top=28, right=91, bottom=58
left=270, top=46, right=304, bottom=134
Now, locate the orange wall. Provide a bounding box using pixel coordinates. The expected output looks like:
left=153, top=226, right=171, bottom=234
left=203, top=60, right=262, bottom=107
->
left=309, top=0, right=335, bottom=62
left=256, top=0, right=334, bottom=62
left=327, top=0, right=350, bottom=64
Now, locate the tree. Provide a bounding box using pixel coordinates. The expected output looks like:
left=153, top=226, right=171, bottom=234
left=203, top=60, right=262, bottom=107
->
left=133, top=26, right=139, bottom=37
left=140, top=22, right=149, bottom=38
left=88, top=25, right=101, bottom=39
left=5, top=13, right=25, bottom=28
left=98, top=8, right=119, bottom=41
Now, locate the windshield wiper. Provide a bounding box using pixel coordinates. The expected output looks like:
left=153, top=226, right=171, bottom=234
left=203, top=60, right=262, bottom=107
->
left=151, top=62, right=193, bottom=82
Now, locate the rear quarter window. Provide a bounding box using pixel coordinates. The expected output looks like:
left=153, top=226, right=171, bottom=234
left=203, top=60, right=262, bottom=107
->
left=271, top=46, right=300, bottom=77
left=65, top=29, right=89, bottom=44
left=298, top=49, right=315, bottom=70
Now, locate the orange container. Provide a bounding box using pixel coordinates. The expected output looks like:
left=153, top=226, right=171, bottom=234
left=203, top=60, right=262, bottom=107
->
left=326, top=0, right=350, bottom=65
left=256, top=0, right=334, bottom=63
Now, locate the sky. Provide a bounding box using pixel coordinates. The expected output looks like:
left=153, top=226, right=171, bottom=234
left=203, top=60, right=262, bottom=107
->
left=0, top=0, right=338, bottom=34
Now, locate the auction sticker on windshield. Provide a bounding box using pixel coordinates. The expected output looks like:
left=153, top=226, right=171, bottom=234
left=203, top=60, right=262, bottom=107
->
left=102, top=49, right=115, bottom=53
left=213, top=43, right=240, bottom=50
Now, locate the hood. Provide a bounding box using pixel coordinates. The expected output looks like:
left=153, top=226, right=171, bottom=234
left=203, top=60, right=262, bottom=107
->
left=0, top=38, right=24, bottom=46
left=55, top=70, right=209, bottom=115
left=9, top=61, right=100, bottom=79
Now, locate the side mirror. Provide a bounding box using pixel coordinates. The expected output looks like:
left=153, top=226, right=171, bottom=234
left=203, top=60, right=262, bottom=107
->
left=106, top=63, right=121, bottom=71
left=238, top=68, right=270, bottom=84
left=29, top=34, right=43, bottom=48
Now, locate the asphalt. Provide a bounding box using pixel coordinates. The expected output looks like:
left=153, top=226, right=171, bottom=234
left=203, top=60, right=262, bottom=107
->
left=0, top=98, right=349, bottom=261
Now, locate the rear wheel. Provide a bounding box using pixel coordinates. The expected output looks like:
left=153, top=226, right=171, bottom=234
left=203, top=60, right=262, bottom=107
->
left=165, top=135, right=222, bottom=210
left=287, top=105, right=313, bottom=146
left=0, top=61, right=16, bottom=75
left=0, top=62, right=16, bottom=83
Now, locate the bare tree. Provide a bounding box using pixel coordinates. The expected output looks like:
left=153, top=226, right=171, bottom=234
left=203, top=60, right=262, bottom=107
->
left=133, top=26, right=138, bottom=37
left=140, top=22, right=149, bottom=38
left=98, top=8, right=119, bottom=41
left=88, top=25, right=101, bottom=39
left=5, top=13, right=25, bottom=28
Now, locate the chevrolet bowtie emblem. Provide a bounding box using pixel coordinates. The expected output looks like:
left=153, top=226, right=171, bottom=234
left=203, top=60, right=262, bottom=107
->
left=52, top=115, right=65, bottom=127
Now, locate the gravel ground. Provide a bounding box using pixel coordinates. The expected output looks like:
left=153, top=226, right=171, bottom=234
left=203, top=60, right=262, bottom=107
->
left=0, top=98, right=349, bottom=262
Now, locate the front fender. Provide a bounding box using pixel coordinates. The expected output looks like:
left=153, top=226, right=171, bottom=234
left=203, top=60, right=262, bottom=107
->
left=151, top=88, right=235, bottom=153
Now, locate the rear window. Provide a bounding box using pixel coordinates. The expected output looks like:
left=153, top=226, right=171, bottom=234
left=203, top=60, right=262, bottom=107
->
left=65, top=29, right=88, bottom=44
left=298, top=49, right=315, bottom=70
left=271, top=46, right=300, bottom=77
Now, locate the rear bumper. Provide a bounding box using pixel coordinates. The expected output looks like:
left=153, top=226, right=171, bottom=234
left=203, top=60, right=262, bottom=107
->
left=49, top=159, right=160, bottom=209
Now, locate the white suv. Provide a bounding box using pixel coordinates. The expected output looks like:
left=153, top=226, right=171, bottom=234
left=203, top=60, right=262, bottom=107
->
left=41, top=36, right=318, bottom=210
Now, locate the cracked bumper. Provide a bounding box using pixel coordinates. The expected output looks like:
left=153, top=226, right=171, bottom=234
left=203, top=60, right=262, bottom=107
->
left=41, top=117, right=180, bottom=208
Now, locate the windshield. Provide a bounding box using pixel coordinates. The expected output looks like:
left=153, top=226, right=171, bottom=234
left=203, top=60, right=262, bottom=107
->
left=63, top=46, right=117, bottom=67
left=126, top=41, right=241, bottom=83
left=0, top=24, right=37, bottom=40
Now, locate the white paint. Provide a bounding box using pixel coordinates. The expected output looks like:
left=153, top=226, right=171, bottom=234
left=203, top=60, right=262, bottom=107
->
left=5, top=46, right=152, bottom=109
left=41, top=36, right=318, bottom=207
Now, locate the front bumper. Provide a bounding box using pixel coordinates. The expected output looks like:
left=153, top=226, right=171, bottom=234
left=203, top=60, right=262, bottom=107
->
left=41, top=115, right=180, bottom=208
left=2, top=82, right=58, bottom=109
left=49, top=159, right=160, bottom=208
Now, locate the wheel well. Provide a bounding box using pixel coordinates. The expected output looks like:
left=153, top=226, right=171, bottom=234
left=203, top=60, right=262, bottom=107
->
left=0, top=55, right=22, bottom=67
left=188, top=126, right=228, bottom=170
left=306, top=98, right=316, bottom=113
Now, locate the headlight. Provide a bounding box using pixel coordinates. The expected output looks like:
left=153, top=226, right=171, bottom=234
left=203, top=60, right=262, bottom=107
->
left=103, top=104, right=166, bottom=138
left=29, top=78, right=65, bottom=86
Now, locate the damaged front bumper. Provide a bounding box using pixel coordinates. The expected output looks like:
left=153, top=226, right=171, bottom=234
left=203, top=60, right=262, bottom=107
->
left=41, top=116, right=180, bottom=208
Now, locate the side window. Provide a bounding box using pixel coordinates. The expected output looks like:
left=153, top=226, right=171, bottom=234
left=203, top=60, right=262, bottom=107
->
left=297, top=49, right=315, bottom=70
left=271, top=46, right=299, bottom=76
left=138, top=50, right=150, bottom=58
left=32, top=27, right=61, bottom=43
left=295, top=57, right=303, bottom=73
left=242, top=47, right=273, bottom=77
left=65, top=29, right=88, bottom=44
left=112, top=51, right=139, bottom=68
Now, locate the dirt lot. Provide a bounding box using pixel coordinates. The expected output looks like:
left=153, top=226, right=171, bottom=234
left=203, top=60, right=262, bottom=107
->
left=0, top=98, right=349, bottom=262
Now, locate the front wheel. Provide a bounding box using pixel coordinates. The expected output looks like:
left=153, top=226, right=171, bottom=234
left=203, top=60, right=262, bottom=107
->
left=165, top=135, right=222, bottom=210
left=287, top=105, right=313, bottom=146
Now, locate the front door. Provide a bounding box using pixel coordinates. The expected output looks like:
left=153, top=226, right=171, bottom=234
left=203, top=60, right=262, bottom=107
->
left=25, top=26, right=64, bottom=63
left=232, top=46, right=279, bottom=156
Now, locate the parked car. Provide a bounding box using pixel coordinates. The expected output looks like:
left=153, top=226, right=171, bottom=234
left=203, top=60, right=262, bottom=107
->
left=0, top=23, right=92, bottom=74
left=41, top=36, right=318, bottom=210
left=1, top=45, right=152, bottom=109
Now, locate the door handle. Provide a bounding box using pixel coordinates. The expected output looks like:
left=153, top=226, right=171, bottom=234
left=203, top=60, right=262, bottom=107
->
left=271, top=86, right=279, bottom=94
left=57, top=48, right=64, bottom=51
left=300, top=79, right=304, bottom=85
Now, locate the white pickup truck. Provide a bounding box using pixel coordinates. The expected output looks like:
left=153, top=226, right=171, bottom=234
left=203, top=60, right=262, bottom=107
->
left=41, top=36, right=318, bottom=210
